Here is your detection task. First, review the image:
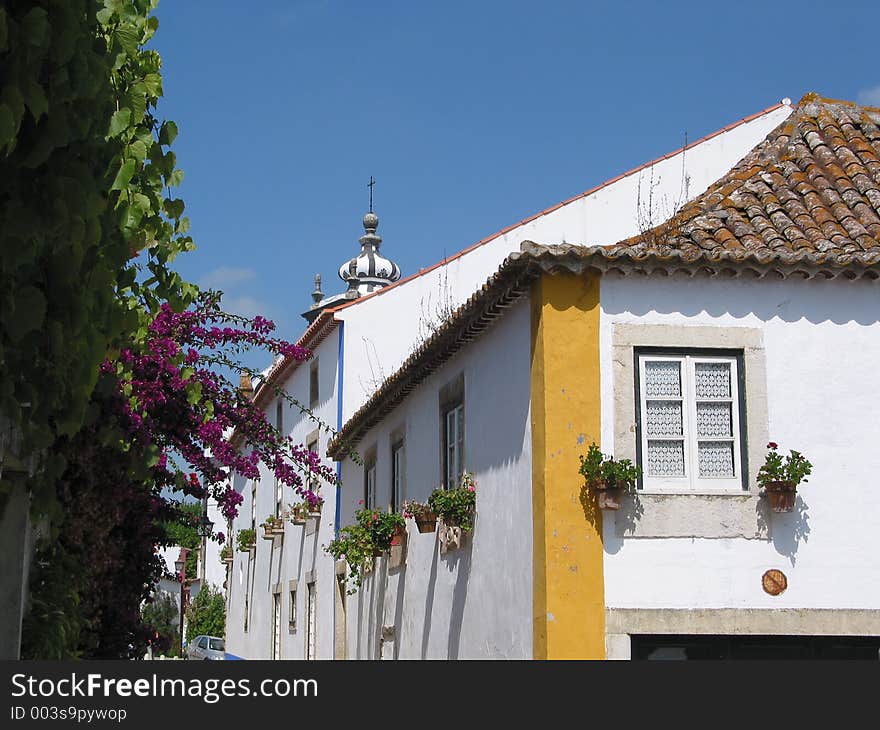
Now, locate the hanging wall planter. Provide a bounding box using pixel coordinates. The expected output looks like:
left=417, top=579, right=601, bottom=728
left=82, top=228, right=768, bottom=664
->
left=587, top=479, right=625, bottom=511
left=404, top=500, right=438, bottom=533
left=762, top=480, right=797, bottom=513
left=757, top=442, right=812, bottom=515
left=579, top=443, right=640, bottom=512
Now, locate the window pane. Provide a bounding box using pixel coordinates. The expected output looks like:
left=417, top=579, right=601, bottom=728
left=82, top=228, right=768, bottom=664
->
left=646, top=400, right=683, bottom=436
left=391, top=444, right=403, bottom=511
left=647, top=439, right=685, bottom=477
left=695, top=362, right=731, bottom=399
left=644, top=361, right=681, bottom=397
left=696, top=401, right=732, bottom=438
left=698, top=441, right=735, bottom=477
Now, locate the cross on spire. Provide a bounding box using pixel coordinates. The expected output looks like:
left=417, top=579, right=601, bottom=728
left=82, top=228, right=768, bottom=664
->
left=367, top=176, right=375, bottom=212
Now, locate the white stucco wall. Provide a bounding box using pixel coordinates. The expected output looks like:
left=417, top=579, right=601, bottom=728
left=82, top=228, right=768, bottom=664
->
left=338, top=299, right=534, bottom=658
left=225, top=329, right=341, bottom=659
left=599, top=273, right=880, bottom=613
left=337, top=106, right=791, bottom=419
left=224, top=102, right=796, bottom=657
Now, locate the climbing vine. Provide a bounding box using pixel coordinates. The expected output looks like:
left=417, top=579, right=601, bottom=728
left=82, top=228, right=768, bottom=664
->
left=5, top=1, right=340, bottom=658
left=0, top=0, right=196, bottom=522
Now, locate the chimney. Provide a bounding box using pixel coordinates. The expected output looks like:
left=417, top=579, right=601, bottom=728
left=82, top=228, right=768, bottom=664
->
left=239, top=373, right=255, bottom=401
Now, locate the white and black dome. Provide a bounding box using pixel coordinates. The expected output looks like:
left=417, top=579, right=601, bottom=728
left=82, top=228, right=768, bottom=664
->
left=338, top=212, right=401, bottom=295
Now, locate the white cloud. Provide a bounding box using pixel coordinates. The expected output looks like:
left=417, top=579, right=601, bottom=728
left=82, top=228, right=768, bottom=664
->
left=198, top=266, right=257, bottom=291
left=857, top=85, right=880, bottom=107
left=220, top=295, right=270, bottom=319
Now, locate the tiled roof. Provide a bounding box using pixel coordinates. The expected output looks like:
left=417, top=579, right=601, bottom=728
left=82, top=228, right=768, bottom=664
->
left=328, top=94, right=880, bottom=456
left=255, top=101, right=788, bottom=407
left=609, top=94, right=880, bottom=266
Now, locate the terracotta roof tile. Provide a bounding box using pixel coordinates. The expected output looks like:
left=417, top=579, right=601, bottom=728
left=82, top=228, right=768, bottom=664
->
left=608, top=95, right=880, bottom=264
left=328, top=232, right=880, bottom=456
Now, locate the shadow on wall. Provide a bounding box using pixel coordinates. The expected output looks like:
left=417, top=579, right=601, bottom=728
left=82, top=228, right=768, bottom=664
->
left=441, top=534, right=473, bottom=660
left=602, top=272, right=880, bottom=327
left=391, top=560, right=406, bottom=660
left=758, top=495, right=811, bottom=566
left=593, top=489, right=644, bottom=556
left=420, top=542, right=440, bottom=660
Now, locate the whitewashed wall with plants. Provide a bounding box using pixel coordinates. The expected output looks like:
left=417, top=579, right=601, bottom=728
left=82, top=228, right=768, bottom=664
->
left=599, top=273, right=880, bottom=612
left=338, top=299, right=534, bottom=659
left=225, top=328, right=340, bottom=660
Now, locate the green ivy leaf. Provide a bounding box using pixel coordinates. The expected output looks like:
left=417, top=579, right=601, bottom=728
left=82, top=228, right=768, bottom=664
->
left=114, top=25, right=139, bottom=56
left=22, top=7, right=49, bottom=47
left=127, top=139, right=147, bottom=163
left=108, top=108, right=131, bottom=138
left=159, top=120, right=177, bottom=146
left=0, top=103, right=17, bottom=146
left=186, top=381, right=202, bottom=405
left=96, top=8, right=114, bottom=25
left=22, top=79, right=48, bottom=122
left=0, top=9, right=7, bottom=52
left=110, top=159, right=136, bottom=191
left=143, top=73, right=162, bottom=97
left=5, top=286, right=46, bottom=342
left=126, top=82, right=147, bottom=123
left=2, top=86, right=24, bottom=123
left=167, top=168, right=184, bottom=187
left=163, top=198, right=185, bottom=218
left=132, top=192, right=151, bottom=214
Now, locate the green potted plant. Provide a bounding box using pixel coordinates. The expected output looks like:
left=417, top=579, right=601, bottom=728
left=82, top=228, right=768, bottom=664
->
left=220, top=544, right=233, bottom=564
left=757, top=441, right=812, bottom=513
left=261, top=514, right=284, bottom=539
left=287, top=502, right=308, bottom=525
left=236, top=528, right=256, bottom=553
left=356, top=507, right=406, bottom=556
left=428, top=472, right=477, bottom=532
left=403, top=499, right=437, bottom=533
left=578, top=442, right=641, bottom=510
left=326, top=523, right=374, bottom=594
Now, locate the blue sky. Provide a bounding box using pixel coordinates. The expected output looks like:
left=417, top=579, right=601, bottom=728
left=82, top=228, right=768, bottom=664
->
left=150, top=0, right=879, bottom=350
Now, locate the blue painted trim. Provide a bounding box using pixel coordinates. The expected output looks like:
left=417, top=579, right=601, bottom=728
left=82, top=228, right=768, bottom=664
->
left=335, top=321, right=344, bottom=540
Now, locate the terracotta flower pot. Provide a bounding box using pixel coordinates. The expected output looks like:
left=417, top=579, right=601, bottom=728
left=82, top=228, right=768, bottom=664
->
left=763, top=480, right=796, bottom=513
left=415, top=511, right=437, bottom=533
left=390, top=524, right=407, bottom=546
left=586, top=478, right=626, bottom=510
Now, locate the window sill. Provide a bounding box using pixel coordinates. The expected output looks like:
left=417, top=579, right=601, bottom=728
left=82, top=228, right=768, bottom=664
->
left=611, top=491, right=769, bottom=540
left=638, top=489, right=755, bottom=497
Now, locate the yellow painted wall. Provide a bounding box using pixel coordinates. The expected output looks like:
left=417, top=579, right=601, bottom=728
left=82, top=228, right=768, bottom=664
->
left=530, top=272, right=604, bottom=659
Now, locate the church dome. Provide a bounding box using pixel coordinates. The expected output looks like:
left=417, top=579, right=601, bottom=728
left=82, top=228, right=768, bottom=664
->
left=338, top=211, right=401, bottom=295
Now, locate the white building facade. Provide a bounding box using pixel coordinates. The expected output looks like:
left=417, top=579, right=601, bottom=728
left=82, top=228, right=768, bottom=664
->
left=325, top=96, right=880, bottom=659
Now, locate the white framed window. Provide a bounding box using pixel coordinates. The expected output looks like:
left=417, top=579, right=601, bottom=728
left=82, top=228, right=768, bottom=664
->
left=306, top=581, right=316, bottom=660
left=391, top=438, right=405, bottom=512
left=637, top=352, right=744, bottom=492
left=309, top=359, right=319, bottom=407
left=364, top=453, right=377, bottom=509
left=271, top=592, right=281, bottom=659
left=289, top=588, right=297, bottom=631
left=443, top=402, right=464, bottom=489
left=250, top=482, right=257, bottom=532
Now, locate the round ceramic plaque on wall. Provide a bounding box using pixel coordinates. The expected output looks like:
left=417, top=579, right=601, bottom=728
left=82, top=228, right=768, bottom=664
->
left=762, top=569, right=787, bottom=596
